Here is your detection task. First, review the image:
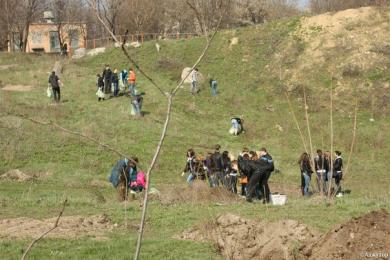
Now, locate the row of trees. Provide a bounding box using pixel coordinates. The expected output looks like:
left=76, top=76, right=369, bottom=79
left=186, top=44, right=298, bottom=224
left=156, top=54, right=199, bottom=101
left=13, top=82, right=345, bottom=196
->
left=0, top=0, right=388, bottom=52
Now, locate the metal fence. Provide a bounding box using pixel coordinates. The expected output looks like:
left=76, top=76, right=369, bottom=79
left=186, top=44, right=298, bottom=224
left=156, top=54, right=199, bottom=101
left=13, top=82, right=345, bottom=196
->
left=85, top=32, right=200, bottom=49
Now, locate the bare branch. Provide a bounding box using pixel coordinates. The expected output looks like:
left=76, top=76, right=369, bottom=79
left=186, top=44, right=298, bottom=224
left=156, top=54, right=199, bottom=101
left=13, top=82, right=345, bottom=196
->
left=332, top=97, right=358, bottom=198
left=134, top=13, right=223, bottom=260
left=303, top=85, right=315, bottom=187
left=21, top=198, right=68, bottom=260
left=343, top=97, right=358, bottom=179
left=7, top=112, right=138, bottom=164
left=327, top=76, right=334, bottom=200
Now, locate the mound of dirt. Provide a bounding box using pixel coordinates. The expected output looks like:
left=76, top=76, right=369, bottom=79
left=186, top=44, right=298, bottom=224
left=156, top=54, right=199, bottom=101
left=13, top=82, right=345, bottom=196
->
left=158, top=182, right=241, bottom=205
left=0, top=214, right=115, bottom=240
left=176, top=213, right=319, bottom=260
left=275, top=6, right=390, bottom=112
left=0, top=169, right=33, bottom=182
left=301, top=209, right=390, bottom=260
left=2, top=84, right=34, bottom=92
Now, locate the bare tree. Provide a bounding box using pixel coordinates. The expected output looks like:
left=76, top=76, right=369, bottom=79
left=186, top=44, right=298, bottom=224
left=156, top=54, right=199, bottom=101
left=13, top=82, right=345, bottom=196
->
left=51, top=0, right=66, bottom=48
left=21, top=0, right=47, bottom=52
left=186, top=0, right=232, bottom=36
left=98, top=0, right=122, bottom=36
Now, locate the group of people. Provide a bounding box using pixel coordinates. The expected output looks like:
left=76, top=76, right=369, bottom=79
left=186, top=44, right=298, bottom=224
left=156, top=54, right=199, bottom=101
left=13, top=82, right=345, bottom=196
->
left=96, top=64, right=143, bottom=116
left=299, top=149, right=343, bottom=196
left=182, top=145, right=275, bottom=203
left=109, top=157, right=146, bottom=200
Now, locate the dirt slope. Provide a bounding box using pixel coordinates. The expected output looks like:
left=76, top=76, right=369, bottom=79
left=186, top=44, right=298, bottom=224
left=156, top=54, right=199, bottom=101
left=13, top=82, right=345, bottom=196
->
left=276, top=6, right=390, bottom=112
left=301, top=209, right=390, bottom=260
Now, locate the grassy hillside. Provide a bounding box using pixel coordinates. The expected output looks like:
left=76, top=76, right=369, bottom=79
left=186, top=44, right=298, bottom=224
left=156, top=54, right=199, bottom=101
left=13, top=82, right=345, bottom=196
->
left=0, top=7, right=389, bottom=259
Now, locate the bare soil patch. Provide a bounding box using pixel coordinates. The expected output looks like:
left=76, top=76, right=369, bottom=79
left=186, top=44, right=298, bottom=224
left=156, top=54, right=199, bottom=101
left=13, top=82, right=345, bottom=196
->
left=0, top=214, right=115, bottom=240
left=0, top=169, right=52, bottom=182
left=175, top=213, right=319, bottom=260
left=2, top=84, right=34, bottom=92
left=301, top=209, right=390, bottom=260
left=0, top=169, right=33, bottom=182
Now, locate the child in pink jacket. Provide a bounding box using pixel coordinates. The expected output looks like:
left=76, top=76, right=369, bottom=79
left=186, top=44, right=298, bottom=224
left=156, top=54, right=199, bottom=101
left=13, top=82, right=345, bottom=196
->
left=130, top=171, right=146, bottom=192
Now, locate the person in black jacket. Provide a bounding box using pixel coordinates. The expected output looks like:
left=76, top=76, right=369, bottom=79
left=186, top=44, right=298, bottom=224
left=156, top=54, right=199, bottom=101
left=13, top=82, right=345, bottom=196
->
left=299, top=152, right=313, bottom=196
left=182, top=149, right=197, bottom=185
left=258, top=148, right=274, bottom=203
left=245, top=159, right=273, bottom=202
left=314, top=149, right=329, bottom=194
left=221, top=151, right=231, bottom=188
left=333, top=151, right=343, bottom=195
left=228, top=160, right=239, bottom=193
left=102, top=64, right=112, bottom=95
left=48, top=71, right=62, bottom=103
left=96, top=74, right=104, bottom=101
left=209, top=144, right=223, bottom=187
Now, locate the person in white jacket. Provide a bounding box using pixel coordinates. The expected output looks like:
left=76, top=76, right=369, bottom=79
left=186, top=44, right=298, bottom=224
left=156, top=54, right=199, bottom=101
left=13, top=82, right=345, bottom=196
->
left=190, top=68, right=199, bottom=94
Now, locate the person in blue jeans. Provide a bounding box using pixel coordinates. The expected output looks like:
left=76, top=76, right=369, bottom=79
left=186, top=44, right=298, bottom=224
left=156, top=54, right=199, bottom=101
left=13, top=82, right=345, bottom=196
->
left=299, top=152, right=313, bottom=196
left=131, top=94, right=143, bottom=116
left=182, top=149, right=197, bottom=185
left=209, top=78, right=217, bottom=96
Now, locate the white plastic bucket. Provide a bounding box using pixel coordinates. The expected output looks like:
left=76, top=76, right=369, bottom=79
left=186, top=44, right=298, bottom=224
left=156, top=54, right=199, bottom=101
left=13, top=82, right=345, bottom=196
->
left=270, top=194, right=287, bottom=206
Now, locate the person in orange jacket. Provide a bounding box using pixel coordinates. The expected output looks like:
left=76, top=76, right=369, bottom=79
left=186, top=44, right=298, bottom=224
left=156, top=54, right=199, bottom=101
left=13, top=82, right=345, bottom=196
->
left=128, top=68, right=136, bottom=95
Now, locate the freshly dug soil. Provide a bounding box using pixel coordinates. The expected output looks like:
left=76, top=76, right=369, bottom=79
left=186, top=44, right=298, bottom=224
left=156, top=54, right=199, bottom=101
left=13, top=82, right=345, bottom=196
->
left=175, top=213, right=319, bottom=260
left=301, top=209, right=390, bottom=260
left=0, top=214, right=115, bottom=240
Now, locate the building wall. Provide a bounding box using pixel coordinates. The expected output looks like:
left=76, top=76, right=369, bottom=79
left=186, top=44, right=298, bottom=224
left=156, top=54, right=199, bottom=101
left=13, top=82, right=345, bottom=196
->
left=26, top=23, right=87, bottom=53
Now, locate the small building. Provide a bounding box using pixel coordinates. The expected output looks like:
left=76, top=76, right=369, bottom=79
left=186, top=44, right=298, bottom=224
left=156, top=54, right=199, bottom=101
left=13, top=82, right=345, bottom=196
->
left=9, top=11, right=87, bottom=53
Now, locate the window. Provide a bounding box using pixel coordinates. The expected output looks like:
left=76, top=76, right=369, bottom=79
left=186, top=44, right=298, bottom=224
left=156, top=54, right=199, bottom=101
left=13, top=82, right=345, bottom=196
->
left=49, top=31, right=60, bottom=52
left=69, top=30, right=79, bottom=49
left=31, top=32, right=43, bottom=44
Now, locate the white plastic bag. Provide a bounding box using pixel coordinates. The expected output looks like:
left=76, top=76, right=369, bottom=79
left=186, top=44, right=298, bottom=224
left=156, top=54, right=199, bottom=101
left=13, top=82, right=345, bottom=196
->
left=47, top=87, right=53, bottom=98
left=119, top=80, right=125, bottom=91
left=96, top=88, right=105, bottom=98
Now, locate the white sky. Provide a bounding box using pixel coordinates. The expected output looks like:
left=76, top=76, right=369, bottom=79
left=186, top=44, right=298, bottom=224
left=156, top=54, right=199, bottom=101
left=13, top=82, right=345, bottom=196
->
left=298, top=0, right=309, bottom=9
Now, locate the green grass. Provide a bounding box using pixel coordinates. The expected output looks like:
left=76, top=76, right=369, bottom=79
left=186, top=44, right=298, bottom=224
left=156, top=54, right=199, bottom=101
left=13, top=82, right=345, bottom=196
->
left=0, top=16, right=389, bottom=259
